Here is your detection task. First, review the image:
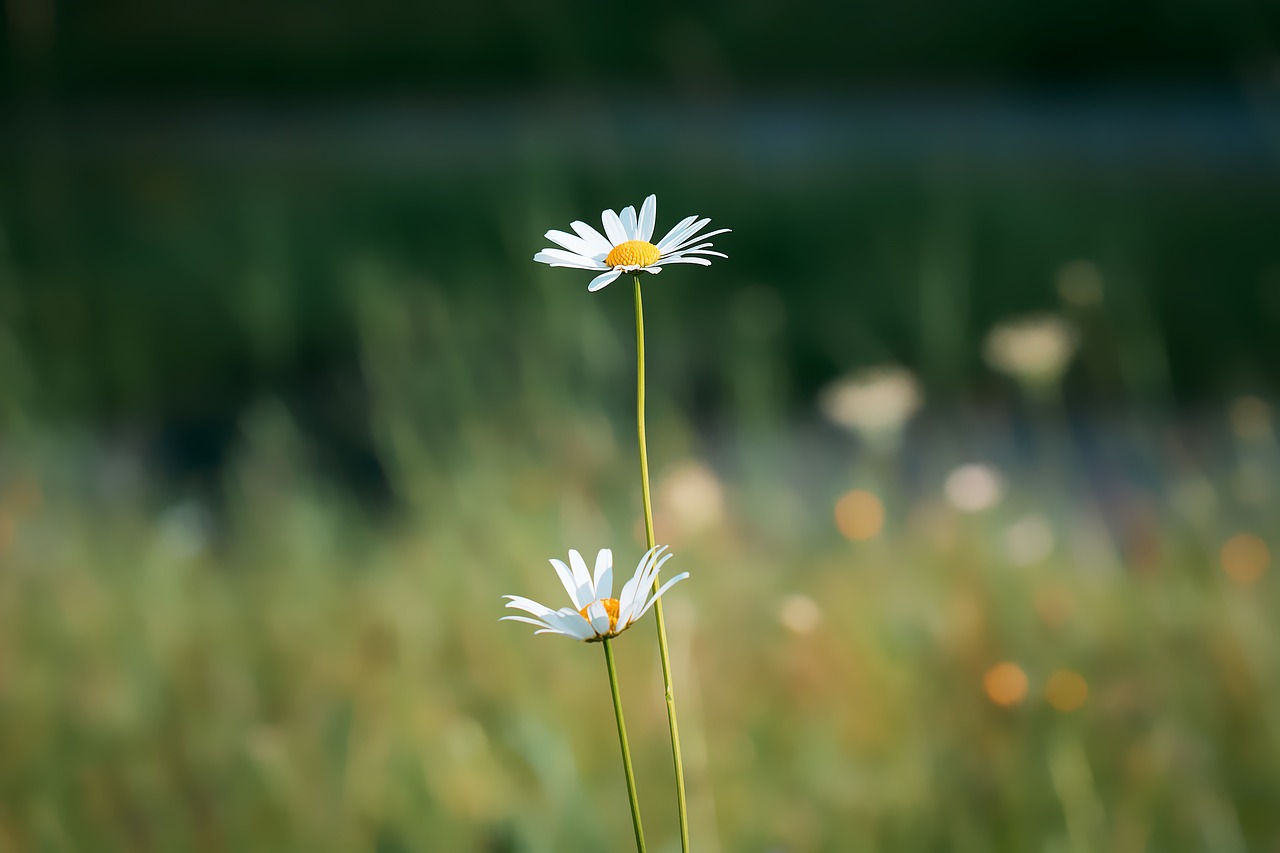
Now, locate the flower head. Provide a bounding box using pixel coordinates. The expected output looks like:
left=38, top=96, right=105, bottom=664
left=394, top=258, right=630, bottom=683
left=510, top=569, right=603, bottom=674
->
left=502, top=545, right=688, bottom=641
left=533, top=195, right=729, bottom=292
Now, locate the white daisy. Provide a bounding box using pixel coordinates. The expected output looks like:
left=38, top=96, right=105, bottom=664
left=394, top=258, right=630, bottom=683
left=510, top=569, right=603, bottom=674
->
left=533, top=195, right=729, bottom=292
left=501, top=545, right=689, bottom=641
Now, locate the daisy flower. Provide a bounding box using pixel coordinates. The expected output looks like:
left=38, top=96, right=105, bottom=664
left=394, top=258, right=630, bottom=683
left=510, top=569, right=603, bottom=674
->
left=502, top=545, right=689, bottom=641
left=533, top=195, right=729, bottom=292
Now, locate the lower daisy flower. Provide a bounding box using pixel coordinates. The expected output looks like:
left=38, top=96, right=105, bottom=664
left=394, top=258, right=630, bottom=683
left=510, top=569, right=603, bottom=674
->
left=502, top=545, right=688, bottom=641
left=533, top=194, right=729, bottom=292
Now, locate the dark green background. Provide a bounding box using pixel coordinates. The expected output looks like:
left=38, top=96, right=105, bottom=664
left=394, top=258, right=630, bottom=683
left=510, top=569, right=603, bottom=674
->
left=3, top=0, right=1278, bottom=424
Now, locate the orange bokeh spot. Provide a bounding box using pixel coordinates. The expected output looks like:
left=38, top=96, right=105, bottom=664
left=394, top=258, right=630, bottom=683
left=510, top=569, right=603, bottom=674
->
left=1045, top=669, right=1088, bottom=712
left=1220, top=533, right=1269, bottom=585
left=983, top=662, right=1028, bottom=707
left=835, top=490, right=884, bottom=541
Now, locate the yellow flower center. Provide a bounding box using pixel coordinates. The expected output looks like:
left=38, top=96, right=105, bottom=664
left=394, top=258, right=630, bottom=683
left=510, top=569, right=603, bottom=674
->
left=579, top=598, right=621, bottom=635
left=605, top=240, right=661, bottom=269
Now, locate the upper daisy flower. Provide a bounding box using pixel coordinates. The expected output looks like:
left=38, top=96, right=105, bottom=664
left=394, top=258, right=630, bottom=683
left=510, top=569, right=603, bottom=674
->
left=533, top=195, right=729, bottom=292
left=501, top=545, right=689, bottom=641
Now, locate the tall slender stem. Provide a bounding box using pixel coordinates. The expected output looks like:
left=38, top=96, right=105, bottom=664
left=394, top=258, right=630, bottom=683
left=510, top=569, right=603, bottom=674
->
left=603, top=638, right=647, bottom=853
left=633, top=274, right=691, bottom=852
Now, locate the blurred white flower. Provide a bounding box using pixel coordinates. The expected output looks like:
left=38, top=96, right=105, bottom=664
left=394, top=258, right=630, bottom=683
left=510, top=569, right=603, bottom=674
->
left=819, top=365, right=923, bottom=440
left=501, top=546, right=688, bottom=642
left=1002, top=513, right=1055, bottom=566
left=658, top=461, right=725, bottom=538
left=982, top=314, right=1079, bottom=385
left=944, top=464, right=1003, bottom=513
left=779, top=594, right=822, bottom=634
left=533, top=195, right=730, bottom=292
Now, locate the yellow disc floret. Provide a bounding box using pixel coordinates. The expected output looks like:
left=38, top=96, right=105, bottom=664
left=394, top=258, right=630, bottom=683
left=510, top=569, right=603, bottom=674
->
left=579, top=598, right=622, bottom=635
left=605, top=240, right=661, bottom=269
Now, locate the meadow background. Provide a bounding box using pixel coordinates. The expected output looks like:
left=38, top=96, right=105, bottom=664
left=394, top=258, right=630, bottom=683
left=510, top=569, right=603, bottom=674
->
left=2, top=1, right=1280, bottom=850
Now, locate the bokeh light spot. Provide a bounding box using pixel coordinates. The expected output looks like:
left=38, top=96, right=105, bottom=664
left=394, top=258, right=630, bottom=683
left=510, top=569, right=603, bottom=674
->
left=819, top=366, right=923, bottom=439
left=779, top=594, right=822, bottom=634
left=982, top=315, right=1078, bottom=385
left=1220, top=533, right=1269, bottom=585
left=1228, top=395, right=1272, bottom=441
left=1045, top=669, right=1088, bottom=712
left=835, top=489, right=884, bottom=541
left=657, top=461, right=725, bottom=539
left=944, top=464, right=1003, bottom=513
left=1003, top=513, right=1055, bottom=566
left=983, top=662, right=1028, bottom=707
left=1056, top=259, right=1104, bottom=307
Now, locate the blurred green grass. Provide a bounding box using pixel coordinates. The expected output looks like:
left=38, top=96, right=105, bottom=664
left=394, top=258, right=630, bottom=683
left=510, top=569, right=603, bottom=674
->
left=1, top=128, right=1279, bottom=850
left=1, top=275, right=1278, bottom=851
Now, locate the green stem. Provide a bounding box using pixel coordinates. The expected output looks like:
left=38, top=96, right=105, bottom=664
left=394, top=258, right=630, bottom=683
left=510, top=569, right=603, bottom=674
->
left=633, top=274, right=691, bottom=853
left=603, top=638, right=647, bottom=853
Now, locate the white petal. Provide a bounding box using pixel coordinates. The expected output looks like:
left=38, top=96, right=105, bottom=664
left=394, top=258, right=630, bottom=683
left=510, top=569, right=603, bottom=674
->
left=620, top=206, right=638, bottom=240
left=534, top=250, right=605, bottom=270
left=633, top=572, right=691, bottom=621
left=568, top=549, right=595, bottom=601
left=666, top=227, right=731, bottom=254
left=630, top=551, right=675, bottom=612
left=545, top=229, right=607, bottom=259
left=665, top=220, right=727, bottom=251
left=500, top=614, right=554, bottom=630
left=502, top=595, right=556, bottom=617
left=652, top=257, right=712, bottom=267
left=657, top=217, right=709, bottom=251
left=586, top=600, right=612, bottom=636
left=667, top=247, right=728, bottom=259
left=593, top=549, right=614, bottom=601
left=617, top=576, right=640, bottom=620
left=532, top=254, right=592, bottom=270
left=663, top=241, right=723, bottom=255
left=638, top=195, right=657, bottom=242
left=546, top=608, right=595, bottom=640
left=588, top=269, right=623, bottom=292
left=533, top=247, right=593, bottom=265
left=672, top=251, right=727, bottom=260
left=539, top=261, right=605, bottom=270
left=618, top=545, right=669, bottom=623
left=642, top=266, right=662, bottom=274
left=570, top=221, right=614, bottom=254
left=549, top=558, right=584, bottom=608
left=601, top=209, right=628, bottom=246
left=655, top=215, right=698, bottom=250
left=642, top=551, right=676, bottom=595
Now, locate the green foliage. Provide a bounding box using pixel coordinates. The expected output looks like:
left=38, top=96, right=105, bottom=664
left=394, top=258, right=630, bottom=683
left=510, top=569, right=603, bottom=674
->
left=0, top=118, right=1277, bottom=849
left=0, top=264, right=1277, bottom=849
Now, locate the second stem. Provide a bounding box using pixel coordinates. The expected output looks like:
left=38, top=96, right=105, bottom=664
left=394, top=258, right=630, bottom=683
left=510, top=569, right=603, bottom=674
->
left=633, top=274, right=690, bottom=853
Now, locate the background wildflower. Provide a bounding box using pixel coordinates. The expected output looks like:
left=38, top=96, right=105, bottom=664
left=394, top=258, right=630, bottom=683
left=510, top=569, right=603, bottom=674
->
left=502, top=546, right=689, bottom=642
